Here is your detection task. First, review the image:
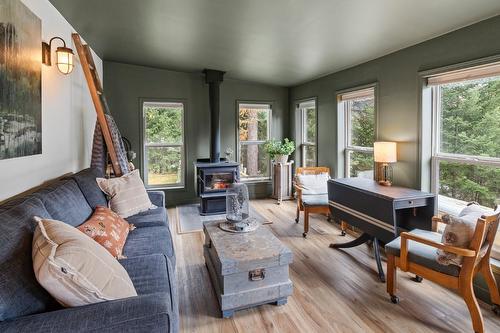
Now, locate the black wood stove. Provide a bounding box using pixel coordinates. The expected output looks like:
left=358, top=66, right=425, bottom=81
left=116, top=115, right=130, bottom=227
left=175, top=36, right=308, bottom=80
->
left=194, top=69, right=239, bottom=215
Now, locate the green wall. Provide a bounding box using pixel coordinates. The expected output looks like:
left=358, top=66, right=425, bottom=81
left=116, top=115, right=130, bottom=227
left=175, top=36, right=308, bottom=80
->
left=289, top=15, right=500, bottom=189
left=104, top=61, right=289, bottom=206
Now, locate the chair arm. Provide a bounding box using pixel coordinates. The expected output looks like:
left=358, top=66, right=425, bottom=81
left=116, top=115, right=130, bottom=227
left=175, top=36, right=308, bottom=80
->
left=293, top=183, right=303, bottom=198
left=432, top=215, right=443, bottom=224
left=399, top=231, right=476, bottom=271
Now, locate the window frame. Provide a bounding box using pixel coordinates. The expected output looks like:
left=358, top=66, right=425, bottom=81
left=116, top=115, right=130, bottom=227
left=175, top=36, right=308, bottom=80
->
left=423, top=60, right=500, bottom=261
left=236, top=101, right=273, bottom=182
left=337, top=84, right=378, bottom=178
left=140, top=98, right=187, bottom=190
left=297, top=98, right=318, bottom=167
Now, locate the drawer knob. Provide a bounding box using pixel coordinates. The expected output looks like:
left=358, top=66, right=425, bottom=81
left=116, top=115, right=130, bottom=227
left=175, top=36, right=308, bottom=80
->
left=249, top=268, right=266, bottom=281
left=408, top=200, right=413, bottom=205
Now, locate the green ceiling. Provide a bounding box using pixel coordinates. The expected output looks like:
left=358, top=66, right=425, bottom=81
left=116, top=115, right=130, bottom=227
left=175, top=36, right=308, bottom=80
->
left=49, top=0, right=500, bottom=86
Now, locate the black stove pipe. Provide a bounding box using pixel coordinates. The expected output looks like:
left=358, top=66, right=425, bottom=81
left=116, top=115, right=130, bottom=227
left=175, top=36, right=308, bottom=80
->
left=203, top=69, right=225, bottom=163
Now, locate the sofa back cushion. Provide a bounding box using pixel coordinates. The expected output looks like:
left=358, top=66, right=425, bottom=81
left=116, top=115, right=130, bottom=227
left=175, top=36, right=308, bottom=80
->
left=33, top=179, right=93, bottom=227
left=70, top=168, right=108, bottom=209
left=0, top=197, right=58, bottom=321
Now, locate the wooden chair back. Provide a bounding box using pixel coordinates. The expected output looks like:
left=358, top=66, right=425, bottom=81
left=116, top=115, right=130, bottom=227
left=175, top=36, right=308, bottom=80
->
left=296, top=167, right=330, bottom=176
left=461, top=211, right=500, bottom=276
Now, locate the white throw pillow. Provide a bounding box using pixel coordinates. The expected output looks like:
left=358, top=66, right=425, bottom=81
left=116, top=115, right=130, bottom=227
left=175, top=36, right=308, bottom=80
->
left=32, top=217, right=137, bottom=307
left=296, top=173, right=330, bottom=195
left=96, top=169, right=154, bottom=218
left=436, top=203, right=495, bottom=266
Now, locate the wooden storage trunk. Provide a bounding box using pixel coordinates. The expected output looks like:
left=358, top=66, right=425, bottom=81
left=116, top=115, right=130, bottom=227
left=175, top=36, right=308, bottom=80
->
left=203, top=221, right=293, bottom=318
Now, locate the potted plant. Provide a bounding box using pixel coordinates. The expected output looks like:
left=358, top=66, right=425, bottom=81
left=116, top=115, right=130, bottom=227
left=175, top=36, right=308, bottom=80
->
left=264, top=138, right=295, bottom=164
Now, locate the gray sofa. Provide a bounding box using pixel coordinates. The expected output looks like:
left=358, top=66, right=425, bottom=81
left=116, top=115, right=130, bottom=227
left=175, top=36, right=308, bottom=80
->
left=0, top=168, right=178, bottom=332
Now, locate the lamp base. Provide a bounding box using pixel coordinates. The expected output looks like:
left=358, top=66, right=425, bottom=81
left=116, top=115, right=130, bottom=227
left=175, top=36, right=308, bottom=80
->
left=378, top=180, right=392, bottom=186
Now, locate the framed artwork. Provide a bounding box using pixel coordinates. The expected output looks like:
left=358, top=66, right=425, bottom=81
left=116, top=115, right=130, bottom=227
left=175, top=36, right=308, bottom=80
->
left=0, top=0, right=42, bottom=160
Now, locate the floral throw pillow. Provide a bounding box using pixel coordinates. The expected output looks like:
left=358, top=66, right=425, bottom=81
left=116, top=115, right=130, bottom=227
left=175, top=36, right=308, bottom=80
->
left=78, top=206, right=135, bottom=259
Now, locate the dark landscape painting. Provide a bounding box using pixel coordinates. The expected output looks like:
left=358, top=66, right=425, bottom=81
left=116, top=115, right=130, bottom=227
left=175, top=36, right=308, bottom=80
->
left=0, top=0, right=41, bottom=160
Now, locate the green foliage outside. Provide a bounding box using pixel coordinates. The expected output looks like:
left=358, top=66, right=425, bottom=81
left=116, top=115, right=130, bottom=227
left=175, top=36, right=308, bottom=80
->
left=349, top=98, right=375, bottom=177
left=144, top=106, right=183, bottom=185
left=438, top=77, right=500, bottom=207
left=239, top=108, right=270, bottom=178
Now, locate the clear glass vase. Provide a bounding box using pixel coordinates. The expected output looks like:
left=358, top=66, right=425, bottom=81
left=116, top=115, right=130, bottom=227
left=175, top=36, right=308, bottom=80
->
left=226, top=183, right=249, bottom=223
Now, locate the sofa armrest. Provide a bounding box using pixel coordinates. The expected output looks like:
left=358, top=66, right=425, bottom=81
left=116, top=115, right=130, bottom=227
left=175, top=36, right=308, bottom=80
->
left=0, top=293, right=174, bottom=333
left=148, top=191, right=165, bottom=208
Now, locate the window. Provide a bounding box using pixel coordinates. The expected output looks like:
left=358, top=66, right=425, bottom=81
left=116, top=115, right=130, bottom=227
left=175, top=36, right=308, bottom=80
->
left=297, top=99, right=317, bottom=167
left=238, top=102, right=271, bottom=181
left=339, top=87, right=376, bottom=178
left=142, top=101, right=185, bottom=188
left=427, top=61, right=500, bottom=259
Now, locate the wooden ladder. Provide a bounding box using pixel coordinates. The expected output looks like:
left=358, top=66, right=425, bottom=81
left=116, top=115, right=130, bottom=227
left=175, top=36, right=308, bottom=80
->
left=72, top=33, right=122, bottom=176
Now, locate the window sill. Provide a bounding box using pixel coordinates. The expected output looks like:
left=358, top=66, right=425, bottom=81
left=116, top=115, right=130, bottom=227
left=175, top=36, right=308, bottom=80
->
left=146, top=186, right=185, bottom=191
left=491, top=258, right=500, bottom=274
left=241, top=179, right=272, bottom=184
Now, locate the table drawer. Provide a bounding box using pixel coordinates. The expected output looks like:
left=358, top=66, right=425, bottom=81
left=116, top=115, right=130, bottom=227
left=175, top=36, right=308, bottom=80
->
left=394, top=198, right=429, bottom=209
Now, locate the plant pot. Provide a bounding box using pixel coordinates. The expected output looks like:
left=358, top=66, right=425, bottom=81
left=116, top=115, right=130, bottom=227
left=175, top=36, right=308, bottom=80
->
left=274, top=155, right=289, bottom=164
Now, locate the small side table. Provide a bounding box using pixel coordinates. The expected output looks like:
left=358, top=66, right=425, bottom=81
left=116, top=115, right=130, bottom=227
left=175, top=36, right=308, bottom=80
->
left=271, top=161, right=294, bottom=204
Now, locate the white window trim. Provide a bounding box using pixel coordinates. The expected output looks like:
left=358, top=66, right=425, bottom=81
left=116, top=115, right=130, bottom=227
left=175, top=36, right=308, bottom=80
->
left=141, top=99, right=186, bottom=189
left=297, top=99, right=318, bottom=167
left=236, top=101, right=272, bottom=182
left=337, top=84, right=377, bottom=178
left=429, top=84, right=500, bottom=207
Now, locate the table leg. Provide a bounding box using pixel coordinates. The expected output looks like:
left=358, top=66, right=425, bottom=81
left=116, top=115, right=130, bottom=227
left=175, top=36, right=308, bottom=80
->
left=329, top=232, right=372, bottom=249
left=372, top=238, right=386, bottom=283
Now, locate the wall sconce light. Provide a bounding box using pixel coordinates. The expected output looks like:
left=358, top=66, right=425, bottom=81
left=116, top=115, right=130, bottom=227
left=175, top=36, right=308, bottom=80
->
left=42, top=37, right=74, bottom=75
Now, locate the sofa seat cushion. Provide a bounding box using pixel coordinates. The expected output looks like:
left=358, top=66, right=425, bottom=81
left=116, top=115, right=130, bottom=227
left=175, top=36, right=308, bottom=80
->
left=125, top=206, right=168, bottom=228
left=302, top=194, right=329, bottom=206
left=69, top=168, right=108, bottom=208
left=120, top=254, right=173, bottom=296
left=33, top=179, right=93, bottom=227
left=0, top=293, right=175, bottom=333
left=385, top=229, right=461, bottom=277
left=0, top=197, right=58, bottom=321
left=123, top=226, right=175, bottom=266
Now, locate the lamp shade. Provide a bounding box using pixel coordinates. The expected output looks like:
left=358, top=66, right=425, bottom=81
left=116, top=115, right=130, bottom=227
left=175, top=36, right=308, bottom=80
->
left=55, top=46, right=74, bottom=74
left=374, top=142, right=397, bottom=163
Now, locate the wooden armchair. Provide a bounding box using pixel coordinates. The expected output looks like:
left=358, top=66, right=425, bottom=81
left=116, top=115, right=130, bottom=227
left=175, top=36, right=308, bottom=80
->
left=386, top=212, right=500, bottom=333
left=294, top=167, right=331, bottom=238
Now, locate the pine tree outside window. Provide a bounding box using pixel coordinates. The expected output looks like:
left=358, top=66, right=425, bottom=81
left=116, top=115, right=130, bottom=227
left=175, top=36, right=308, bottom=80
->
left=297, top=99, right=317, bottom=167
left=237, top=103, right=272, bottom=181
left=142, top=101, right=185, bottom=188
left=427, top=62, right=500, bottom=259
left=338, top=87, right=376, bottom=178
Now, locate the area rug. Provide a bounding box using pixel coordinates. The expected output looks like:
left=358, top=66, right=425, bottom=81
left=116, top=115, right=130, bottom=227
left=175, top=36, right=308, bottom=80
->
left=176, top=204, right=270, bottom=234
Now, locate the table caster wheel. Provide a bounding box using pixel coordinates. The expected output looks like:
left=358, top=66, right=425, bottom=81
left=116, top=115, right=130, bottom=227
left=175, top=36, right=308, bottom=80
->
left=411, top=275, right=423, bottom=283
left=493, top=304, right=500, bottom=316
left=341, top=230, right=346, bottom=236
left=295, top=218, right=299, bottom=223
left=390, top=295, right=399, bottom=304
left=327, top=217, right=332, bottom=222
left=302, top=232, right=307, bottom=238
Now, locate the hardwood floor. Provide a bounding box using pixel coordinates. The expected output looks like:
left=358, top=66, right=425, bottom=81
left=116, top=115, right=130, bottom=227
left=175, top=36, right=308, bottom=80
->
left=168, top=199, right=500, bottom=333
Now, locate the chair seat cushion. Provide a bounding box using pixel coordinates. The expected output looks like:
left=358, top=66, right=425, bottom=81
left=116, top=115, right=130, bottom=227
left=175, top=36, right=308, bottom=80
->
left=123, top=226, right=175, bottom=266
left=302, top=194, right=329, bottom=206
left=385, top=229, right=461, bottom=277
left=125, top=206, right=168, bottom=228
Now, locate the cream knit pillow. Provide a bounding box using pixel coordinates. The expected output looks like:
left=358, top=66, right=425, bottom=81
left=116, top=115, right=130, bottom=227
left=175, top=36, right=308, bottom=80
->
left=96, top=170, right=154, bottom=218
left=32, top=217, right=137, bottom=307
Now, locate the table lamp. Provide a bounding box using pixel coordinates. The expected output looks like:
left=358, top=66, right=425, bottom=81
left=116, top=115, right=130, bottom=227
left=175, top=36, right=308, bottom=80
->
left=374, top=142, right=397, bottom=186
